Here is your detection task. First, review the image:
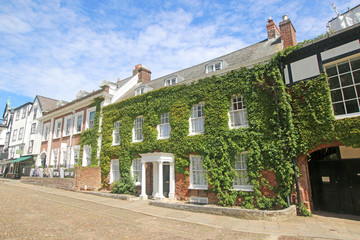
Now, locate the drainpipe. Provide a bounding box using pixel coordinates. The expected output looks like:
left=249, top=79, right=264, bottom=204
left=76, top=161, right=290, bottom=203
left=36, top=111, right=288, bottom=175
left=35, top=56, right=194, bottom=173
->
left=292, top=158, right=302, bottom=214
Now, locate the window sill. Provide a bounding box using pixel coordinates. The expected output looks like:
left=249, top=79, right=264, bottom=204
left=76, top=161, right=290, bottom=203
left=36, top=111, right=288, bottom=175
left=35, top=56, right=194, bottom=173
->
left=112, top=143, right=120, bottom=146
left=334, top=112, right=360, bottom=120
left=73, top=132, right=81, bottom=135
left=132, top=139, right=143, bottom=143
left=188, top=185, right=208, bottom=190
left=188, top=132, right=204, bottom=136
left=157, top=136, right=170, bottom=140
left=230, top=125, right=249, bottom=129
left=232, top=186, right=253, bottom=192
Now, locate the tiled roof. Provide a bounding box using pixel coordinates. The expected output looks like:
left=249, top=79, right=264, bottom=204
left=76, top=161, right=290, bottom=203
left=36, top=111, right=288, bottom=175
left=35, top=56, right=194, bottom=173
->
left=116, top=37, right=282, bottom=102
left=37, top=95, right=59, bottom=112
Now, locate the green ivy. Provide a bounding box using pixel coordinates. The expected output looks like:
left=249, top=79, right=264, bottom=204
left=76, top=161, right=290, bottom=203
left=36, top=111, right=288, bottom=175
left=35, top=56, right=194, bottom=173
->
left=79, top=97, right=103, bottom=166
left=81, top=46, right=360, bottom=210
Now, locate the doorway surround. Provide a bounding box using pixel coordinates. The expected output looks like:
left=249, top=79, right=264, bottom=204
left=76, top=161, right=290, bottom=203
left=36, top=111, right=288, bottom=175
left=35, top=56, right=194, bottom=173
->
left=139, top=152, right=175, bottom=200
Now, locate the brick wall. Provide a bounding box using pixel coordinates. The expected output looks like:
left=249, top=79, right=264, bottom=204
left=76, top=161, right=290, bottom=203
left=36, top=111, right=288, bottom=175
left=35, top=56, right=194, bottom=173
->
left=279, top=18, right=296, bottom=49
left=175, top=172, right=190, bottom=200
left=21, top=177, right=76, bottom=191
left=259, top=170, right=277, bottom=198
left=75, top=166, right=101, bottom=191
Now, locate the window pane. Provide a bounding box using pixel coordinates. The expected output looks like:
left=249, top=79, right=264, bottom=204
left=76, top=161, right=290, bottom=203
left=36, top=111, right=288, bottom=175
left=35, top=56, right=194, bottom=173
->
left=353, top=70, right=360, bottom=84
left=326, top=66, right=337, bottom=77
left=330, top=90, right=343, bottom=102
left=340, top=73, right=353, bottom=87
left=356, top=84, right=360, bottom=95
left=351, top=58, right=360, bottom=70
left=343, top=86, right=356, bottom=100
left=345, top=100, right=359, bottom=114
left=215, top=63, right=221, bottom=71
left=338, top=62, right=350, bottom=74
left=333, top=102, right=345, bottom=115
left=328, top=76, right=340, bottom=89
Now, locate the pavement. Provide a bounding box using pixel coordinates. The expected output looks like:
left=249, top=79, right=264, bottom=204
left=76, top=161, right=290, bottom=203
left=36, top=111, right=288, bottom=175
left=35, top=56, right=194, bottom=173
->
left=2, top=178, right=360, bottom=240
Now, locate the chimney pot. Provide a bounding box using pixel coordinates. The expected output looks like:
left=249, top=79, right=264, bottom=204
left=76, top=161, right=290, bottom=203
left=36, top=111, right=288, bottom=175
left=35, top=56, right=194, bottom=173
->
left=279, top=15, right=296, bottom=49
left=266, top=16, right=280, bottom=40
left=134, top=64, right=151, bottom=83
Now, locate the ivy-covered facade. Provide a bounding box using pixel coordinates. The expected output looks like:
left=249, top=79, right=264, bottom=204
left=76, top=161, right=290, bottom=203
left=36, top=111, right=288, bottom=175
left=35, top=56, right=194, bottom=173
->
left=86, top=17, right=360, bottom=214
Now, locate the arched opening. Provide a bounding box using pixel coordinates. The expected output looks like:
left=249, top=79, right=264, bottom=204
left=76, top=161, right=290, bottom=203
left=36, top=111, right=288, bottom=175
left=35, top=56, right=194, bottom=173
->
left=308, top=146, right=360, bottom=215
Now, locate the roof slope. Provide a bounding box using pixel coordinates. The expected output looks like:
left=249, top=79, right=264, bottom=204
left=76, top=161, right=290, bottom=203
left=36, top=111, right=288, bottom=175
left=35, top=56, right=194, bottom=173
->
left=116, top=37, right=282, bottom=102
left=37, top=95, right=59, bottom=113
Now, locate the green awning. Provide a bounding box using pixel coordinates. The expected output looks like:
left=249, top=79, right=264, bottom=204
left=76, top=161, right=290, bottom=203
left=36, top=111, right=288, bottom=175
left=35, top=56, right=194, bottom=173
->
left=9, top=156, right=32, bottom=163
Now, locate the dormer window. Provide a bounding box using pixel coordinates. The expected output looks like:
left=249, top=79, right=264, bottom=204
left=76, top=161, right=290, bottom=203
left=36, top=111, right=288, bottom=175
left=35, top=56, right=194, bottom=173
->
left=206, top=62, right=221, bottom=74
left=205, top=59, right=227, bottom=74
left=164, top=77, right=177, bottom=86
left=135, top=86, right=151, bottom=96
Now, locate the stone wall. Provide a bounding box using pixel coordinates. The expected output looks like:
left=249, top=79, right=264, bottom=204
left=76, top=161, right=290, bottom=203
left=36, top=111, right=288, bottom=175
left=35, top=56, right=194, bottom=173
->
left=75, top=166, right=101, bottom=191
left=20, top=177, right=75, bottom=191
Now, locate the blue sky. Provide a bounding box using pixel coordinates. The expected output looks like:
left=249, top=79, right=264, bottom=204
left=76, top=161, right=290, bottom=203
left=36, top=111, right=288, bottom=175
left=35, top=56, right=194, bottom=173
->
left=0, top=0, right=358, bottom=116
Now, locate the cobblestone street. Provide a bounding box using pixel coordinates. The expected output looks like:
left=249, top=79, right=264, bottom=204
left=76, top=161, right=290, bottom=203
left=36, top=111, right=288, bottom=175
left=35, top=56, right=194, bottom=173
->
left=0, top=180, right=266, bottom=240
left=1, top=179, right=360, bottom=240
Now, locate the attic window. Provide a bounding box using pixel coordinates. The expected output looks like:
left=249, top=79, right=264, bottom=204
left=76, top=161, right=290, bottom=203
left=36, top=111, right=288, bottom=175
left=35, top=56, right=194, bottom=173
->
left=205, top=60, right=224, bottom=74
left=164, top=77, right=177, bottom=86
left=135, top=86, right=151, bottom=96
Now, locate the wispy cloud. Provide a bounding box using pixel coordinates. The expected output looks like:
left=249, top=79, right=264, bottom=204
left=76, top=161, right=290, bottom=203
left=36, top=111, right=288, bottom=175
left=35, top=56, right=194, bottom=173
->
left=0, top=0, right=357, bottom=103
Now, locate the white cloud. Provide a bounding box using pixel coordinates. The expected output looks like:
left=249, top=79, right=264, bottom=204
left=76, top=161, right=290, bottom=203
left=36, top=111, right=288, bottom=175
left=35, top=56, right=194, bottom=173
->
left=0, top=0, right=359, bottom=103
left=0, top=15, right=32, bottom=33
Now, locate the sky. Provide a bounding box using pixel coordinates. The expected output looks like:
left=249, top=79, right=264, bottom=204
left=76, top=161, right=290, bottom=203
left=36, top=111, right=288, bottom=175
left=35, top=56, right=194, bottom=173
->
left=0, top=0, right=358, bottom=116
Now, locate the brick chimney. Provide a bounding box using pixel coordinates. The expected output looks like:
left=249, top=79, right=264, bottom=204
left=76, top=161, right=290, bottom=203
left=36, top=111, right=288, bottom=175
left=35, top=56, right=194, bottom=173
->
left=266, top=17, right=280, bottom=39
left=279, top=15, right=296, bottom=49
left=133, top=64, right=151, bottom=83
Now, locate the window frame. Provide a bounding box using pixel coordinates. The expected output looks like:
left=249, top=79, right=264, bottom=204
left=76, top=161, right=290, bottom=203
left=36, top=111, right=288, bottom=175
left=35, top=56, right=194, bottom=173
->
left=33, top=108, right=38, bottom=120
left=22, top=106, right=27, bottom=119
left=82, top=145, right=92, bottom=166
left=30, top=123, right=36, bottom=134
left=164, top=76, right=177, bottom=86
left=110, top=159, right=120, bottom=184
left=12, top=129, right=18, bottom=142
left=72, top=146, right=80, bottom=167
left=63, top=115, right=72, bottom=137
left=42, top=123, right=50, bottom=141
left=53, top=118, right=62, bottom=139
left=112, top=121, right=121, bottom=145
left=324, top=55, right=360, bottom=118
left=132, top=116, right=144, bottom=142
left=189, top=155, right=208, bottom=190
left=73, top=111, right=84, bottom=134
left=86, top=107, right=96, bottom=130
left=51, top=148, right=59, bottom=167
left=189, top=103, right=205, bottom=135
left=131, top=158, right=142, bottom=186
left=158, top=112, right=171, bottom=139
left=28, top=140, right=34, bottom=154
left=205, top=60, right=223, bottom=74
left=15, top=111, right=20, bottom=121
left=229, top=95, right=248, bottom=129
left=135, top=86, right=151, bottom=96
left=18, top=127, right=24, bottom=140
left=233, top=152, right=253, bottom=191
